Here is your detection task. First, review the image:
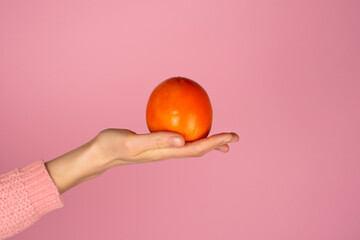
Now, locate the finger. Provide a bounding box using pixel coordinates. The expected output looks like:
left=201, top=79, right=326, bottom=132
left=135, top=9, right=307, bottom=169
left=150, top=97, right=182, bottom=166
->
left=215, top=144, right=229, bottom=152
left=133, top=131, right=185, bottom=153
left=154, top=132, right=238, bottom=159
left=229, top=132, right=239, bottom=143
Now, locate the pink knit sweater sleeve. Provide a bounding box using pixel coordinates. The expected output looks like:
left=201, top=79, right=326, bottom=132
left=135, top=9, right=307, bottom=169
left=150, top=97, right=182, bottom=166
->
left=0, top=160, right=64, bottom=240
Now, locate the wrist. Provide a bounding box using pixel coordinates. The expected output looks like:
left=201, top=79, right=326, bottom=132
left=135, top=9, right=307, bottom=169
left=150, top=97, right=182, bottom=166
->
left=45, top=136, right=108, bottom=194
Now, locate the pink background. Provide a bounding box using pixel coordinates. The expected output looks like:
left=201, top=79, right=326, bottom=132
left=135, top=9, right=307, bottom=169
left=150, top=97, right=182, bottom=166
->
left=1, top=0, right=360, bottom=239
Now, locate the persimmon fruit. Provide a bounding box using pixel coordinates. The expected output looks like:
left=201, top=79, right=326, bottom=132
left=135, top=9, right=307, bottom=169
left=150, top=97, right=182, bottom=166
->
left=146, top=76, right=213, bottom=142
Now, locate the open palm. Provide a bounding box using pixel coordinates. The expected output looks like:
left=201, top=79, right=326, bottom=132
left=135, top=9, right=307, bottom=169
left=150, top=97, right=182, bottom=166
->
left=93, top=128, right=239, bottom=168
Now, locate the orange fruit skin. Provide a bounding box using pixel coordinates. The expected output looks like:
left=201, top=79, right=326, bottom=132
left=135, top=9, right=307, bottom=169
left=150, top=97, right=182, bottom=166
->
left=146, top=76, right=213, bottom=142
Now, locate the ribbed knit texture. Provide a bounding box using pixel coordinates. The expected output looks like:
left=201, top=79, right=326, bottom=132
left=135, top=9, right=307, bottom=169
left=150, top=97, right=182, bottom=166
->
left=0, top=160, right=64, bottom=240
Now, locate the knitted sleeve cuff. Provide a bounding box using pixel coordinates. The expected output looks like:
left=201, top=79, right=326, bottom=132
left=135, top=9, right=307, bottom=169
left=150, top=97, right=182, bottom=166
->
left=19, top=160, right=64, bottom=217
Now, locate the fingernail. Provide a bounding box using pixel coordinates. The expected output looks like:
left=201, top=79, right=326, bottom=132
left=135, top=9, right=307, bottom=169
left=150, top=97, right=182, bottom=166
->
left=230, top=135, right=239, bottom=142
left=170, top=137, right=183, bottom=147
left=224, top=134, right=239, bottom=143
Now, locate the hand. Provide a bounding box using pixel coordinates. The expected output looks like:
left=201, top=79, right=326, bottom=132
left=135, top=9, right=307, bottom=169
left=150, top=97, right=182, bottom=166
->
left=45, top=128, right=239, bottom=194
left=93, top=128, right=239, bottom=168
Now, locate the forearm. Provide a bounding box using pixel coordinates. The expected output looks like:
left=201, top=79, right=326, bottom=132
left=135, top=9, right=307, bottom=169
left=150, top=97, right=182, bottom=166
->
left=0, top=136, right=106, bottom=239
left=45, top=136, right=107, bottom=194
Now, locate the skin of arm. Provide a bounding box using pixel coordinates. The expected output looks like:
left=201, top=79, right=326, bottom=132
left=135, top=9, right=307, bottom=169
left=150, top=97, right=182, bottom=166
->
left=45, top=128, right=239, bottom=194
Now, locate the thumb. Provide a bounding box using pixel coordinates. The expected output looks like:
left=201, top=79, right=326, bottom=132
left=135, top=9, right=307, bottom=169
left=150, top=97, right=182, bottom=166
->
left=134, top=131, right=185, bottom=152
